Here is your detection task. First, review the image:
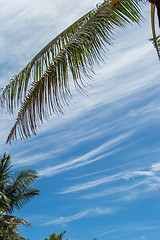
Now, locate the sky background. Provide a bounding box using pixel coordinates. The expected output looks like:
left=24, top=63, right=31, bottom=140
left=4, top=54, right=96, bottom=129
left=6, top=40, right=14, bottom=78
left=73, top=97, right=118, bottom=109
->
left=0, top=0, right=160, bottom=239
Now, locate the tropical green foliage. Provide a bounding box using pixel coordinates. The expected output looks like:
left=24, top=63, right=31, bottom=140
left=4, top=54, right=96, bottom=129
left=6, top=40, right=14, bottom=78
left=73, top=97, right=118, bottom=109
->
left=0, top=214, right=30, bottom=240
left=44, top=231, right=68, bottom=240
left=43, top=231, right=98, bottom=240
left=0, top=153, right=40, bottom=239
left=0, top=0, right=148, bottom=144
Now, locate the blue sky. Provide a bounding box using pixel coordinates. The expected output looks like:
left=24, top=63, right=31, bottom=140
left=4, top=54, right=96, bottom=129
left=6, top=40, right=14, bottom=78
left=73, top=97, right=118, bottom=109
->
left=0, top=0, right=160, bottom=239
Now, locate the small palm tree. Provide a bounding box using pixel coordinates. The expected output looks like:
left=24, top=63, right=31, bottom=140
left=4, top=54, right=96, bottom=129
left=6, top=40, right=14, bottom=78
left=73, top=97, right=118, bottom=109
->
left=44, top=231, right=68, bottom=240
left=0, top=0, right=159, bottom=143
left=0, top=153, right=40, bottom=239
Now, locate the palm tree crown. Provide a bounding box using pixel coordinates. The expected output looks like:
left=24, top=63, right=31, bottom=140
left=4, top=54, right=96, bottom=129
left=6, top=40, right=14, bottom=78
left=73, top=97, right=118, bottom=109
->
left=0, top=153, right=40, bottom=239
left=44, top=231, right=68, bottom=240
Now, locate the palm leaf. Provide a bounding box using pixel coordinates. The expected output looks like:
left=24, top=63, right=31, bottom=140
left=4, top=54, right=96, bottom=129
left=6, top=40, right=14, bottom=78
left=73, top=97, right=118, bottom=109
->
left=0, top=0, right=145, bottom=143
left=0, top=192, right=11, bottom=212
left=0, top=214, right=30, bottom=240
left=0, top=9, right=97, bottom=112
left=4, top=170, right=40, bottom=212
left=8, top=187, right=40, bottom=212
left=2, top=214, right=30, bottom=227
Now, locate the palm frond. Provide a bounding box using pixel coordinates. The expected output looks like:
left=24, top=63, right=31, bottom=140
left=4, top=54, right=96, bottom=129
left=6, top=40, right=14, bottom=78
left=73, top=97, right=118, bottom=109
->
left=5, top=170, right=40, bottom=212
left=0, top=192, right=11, bottom=212
left=1, top=0, right=145, bottom=143
left=8, top=187, right=40, bottom=212
left=2, top=214, right=30, bottom=227
left=0, top=153, right=12, bottom=192
left=0, top=9, right=97, bottom=112
left=58, top=231, right=67, bottom=239
left=0, top=214, right=30, bottom=240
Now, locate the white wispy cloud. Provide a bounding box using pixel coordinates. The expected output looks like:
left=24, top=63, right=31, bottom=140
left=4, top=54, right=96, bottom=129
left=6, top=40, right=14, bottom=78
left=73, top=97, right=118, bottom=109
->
left=123, top=170, right=154, bottom=180
left=44, top=207, right=115, bottom=226
left=60, top=162, right=160, bottom=197
left=96, top=222, right=159, bottom=238
left=0, top=0, right=98, bottom=72
left=60, top=172, right=126, bottom=194
left=38, top=132, right=131, bottom=176
left=85, top=174, right=160, bottom=200
left=151, top=162, right=160, bottom=172
left=82, top=180, right=148, bottom=199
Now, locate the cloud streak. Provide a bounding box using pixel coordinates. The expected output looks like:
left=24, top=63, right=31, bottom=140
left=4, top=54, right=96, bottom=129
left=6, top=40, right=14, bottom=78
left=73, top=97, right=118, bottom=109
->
left=38, top=132, right=132, bottom=176
left=60, top=162, right=160, bottom=199
left=44, top=207, right=115, bottom=226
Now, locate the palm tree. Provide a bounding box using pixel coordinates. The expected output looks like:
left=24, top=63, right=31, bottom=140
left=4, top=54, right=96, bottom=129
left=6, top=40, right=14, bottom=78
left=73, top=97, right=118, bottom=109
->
left=0, top=153, right=40, bottom=239
left=44, top=231, right=68, bottom=240
left=0, top=0, right=159, bottom=144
